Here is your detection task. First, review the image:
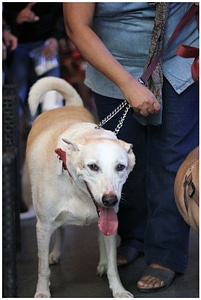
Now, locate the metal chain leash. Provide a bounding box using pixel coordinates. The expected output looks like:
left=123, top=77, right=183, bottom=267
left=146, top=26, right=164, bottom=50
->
left=114, top=101, right=131, bottom=135
left=95, top=99, right=131, bottom=136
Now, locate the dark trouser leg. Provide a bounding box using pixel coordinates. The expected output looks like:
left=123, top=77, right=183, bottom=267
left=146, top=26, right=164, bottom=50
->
left=144, top=78, right=199, bottom=273
left=93, top=93, right=147, bottom=252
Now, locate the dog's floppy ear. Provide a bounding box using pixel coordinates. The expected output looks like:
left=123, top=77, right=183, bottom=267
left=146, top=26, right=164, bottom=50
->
left=126, top=143, right=135, bottom=172
left=62, top=138, right=82, bottom=152
left=119, top=141, right=135, bottom=173
left=124, top=143, right=133, bottom=154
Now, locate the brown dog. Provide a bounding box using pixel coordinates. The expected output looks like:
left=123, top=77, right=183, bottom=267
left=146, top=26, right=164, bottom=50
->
left=174, top=147, right=199, bottom=232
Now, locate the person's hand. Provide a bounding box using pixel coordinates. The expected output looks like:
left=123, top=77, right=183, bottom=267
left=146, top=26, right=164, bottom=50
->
left=2, top=42, right=7, bottom=60
left=121, top=76, right=160, bottom=117
left=8, top=33, right=18, bottom=51
left=16, top=3, right=40, bottom=24
left=3, top=29, right=18, bottom=51
left=3, top=29, right=18, bottom=60
left=42, top=38, right=58, bottom=58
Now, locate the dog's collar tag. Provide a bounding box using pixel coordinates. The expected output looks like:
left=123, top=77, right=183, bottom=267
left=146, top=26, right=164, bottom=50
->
left=56, top=156, right=63, bottom=175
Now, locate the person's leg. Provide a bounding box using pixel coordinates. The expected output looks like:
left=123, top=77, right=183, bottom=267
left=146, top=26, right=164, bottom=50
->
left=93, top=93, right=147, bottom=263
left=138, top=78, right=199, bottom=291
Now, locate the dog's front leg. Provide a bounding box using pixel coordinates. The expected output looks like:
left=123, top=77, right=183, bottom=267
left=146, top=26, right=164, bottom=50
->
left=34, top=222, right=55, bottom=298
left=97, top=231, right=108, bottom=276
left=101, top=231, right=134, bottom=298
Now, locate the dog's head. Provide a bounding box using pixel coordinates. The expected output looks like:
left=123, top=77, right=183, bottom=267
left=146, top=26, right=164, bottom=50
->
left=61, top=137, right=135, bottom=235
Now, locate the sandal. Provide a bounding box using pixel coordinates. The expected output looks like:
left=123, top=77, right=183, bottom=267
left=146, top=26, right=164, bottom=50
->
left=137, top=266, right=176, bottom=293
left=117, top=245, right=139, bottom=267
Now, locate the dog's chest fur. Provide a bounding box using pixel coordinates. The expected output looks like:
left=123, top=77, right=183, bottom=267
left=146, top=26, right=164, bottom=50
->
left=54, top=206, right=98, bottom=226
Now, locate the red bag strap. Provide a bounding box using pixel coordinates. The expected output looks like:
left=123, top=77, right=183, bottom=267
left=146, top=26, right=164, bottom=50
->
left=176, top=45, right=199, bottom=59
left=191, top=57, right=199, bottom=83
left=140, top=4, right=199, bottom=85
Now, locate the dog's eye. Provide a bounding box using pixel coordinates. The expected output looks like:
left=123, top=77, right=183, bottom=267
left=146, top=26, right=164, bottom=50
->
left=88, top=164, right=99, bottom=172
left=116, top=164, right=125, bottom=172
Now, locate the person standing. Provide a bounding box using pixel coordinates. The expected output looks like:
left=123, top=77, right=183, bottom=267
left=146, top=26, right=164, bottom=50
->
left=3, top=2, right=65, bottom=116
left=63, top=3, right=199, bottom=292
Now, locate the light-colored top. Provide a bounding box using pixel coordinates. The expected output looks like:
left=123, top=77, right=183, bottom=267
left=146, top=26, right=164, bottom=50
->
left=85, top=2, right=198, bottom=98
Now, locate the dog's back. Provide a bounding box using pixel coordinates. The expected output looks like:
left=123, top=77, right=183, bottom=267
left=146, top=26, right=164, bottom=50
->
left=27, top=106, right=96, bottom=148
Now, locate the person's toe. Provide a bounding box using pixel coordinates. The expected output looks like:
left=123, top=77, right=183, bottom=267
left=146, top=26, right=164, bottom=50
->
left=137, top=265, right=175, bottom=292
left=137, top=275, right=164, bottom=289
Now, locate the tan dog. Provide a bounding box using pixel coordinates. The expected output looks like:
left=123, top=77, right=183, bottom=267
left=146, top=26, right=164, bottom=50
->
left=174, top=147, right=199, bottom=232
left=26, top=77, right=135, bottom=298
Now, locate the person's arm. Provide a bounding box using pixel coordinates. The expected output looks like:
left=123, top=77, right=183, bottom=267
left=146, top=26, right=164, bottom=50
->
left=63, top=3, right=160, bottom=116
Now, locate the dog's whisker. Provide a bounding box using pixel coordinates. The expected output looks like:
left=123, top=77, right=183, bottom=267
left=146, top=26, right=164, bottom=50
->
left=120, top=193, right=129, bottom=204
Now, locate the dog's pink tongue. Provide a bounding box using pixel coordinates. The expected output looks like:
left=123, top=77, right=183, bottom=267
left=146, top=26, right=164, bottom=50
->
left=98, top=207, right=118, bottom=236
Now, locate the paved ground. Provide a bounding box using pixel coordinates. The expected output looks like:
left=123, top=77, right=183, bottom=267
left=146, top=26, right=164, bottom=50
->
left=16, top=218, right=199, bottom=298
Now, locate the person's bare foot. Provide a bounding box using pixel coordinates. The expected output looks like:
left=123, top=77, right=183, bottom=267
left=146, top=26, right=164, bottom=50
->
left=137, top=264, right=175, bottom=290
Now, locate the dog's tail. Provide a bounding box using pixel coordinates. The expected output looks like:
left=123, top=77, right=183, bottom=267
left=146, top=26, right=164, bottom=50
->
left=28, top=77, right=83, bottom=116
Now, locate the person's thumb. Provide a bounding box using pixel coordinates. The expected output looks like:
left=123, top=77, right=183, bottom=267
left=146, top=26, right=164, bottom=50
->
left=26, top=2, right=40, bottom=22
left=26, top=2, right=37, bottom=10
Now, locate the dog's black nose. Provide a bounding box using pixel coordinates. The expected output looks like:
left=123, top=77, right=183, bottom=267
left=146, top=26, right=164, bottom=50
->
left=102, top=195, right=118, bottom=207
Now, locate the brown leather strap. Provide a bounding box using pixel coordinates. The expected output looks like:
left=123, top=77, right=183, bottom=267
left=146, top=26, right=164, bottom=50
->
left=183, top=171, right=199, bottom=213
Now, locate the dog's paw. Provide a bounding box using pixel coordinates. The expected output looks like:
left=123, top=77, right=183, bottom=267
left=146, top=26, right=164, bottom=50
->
left=34, top=290, right=51, bottom=298
left=113, top=290, right=134, bottom=298
left=96, top=263, right=107, bottom=276
left=49, top=252, right=60, bottom=265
